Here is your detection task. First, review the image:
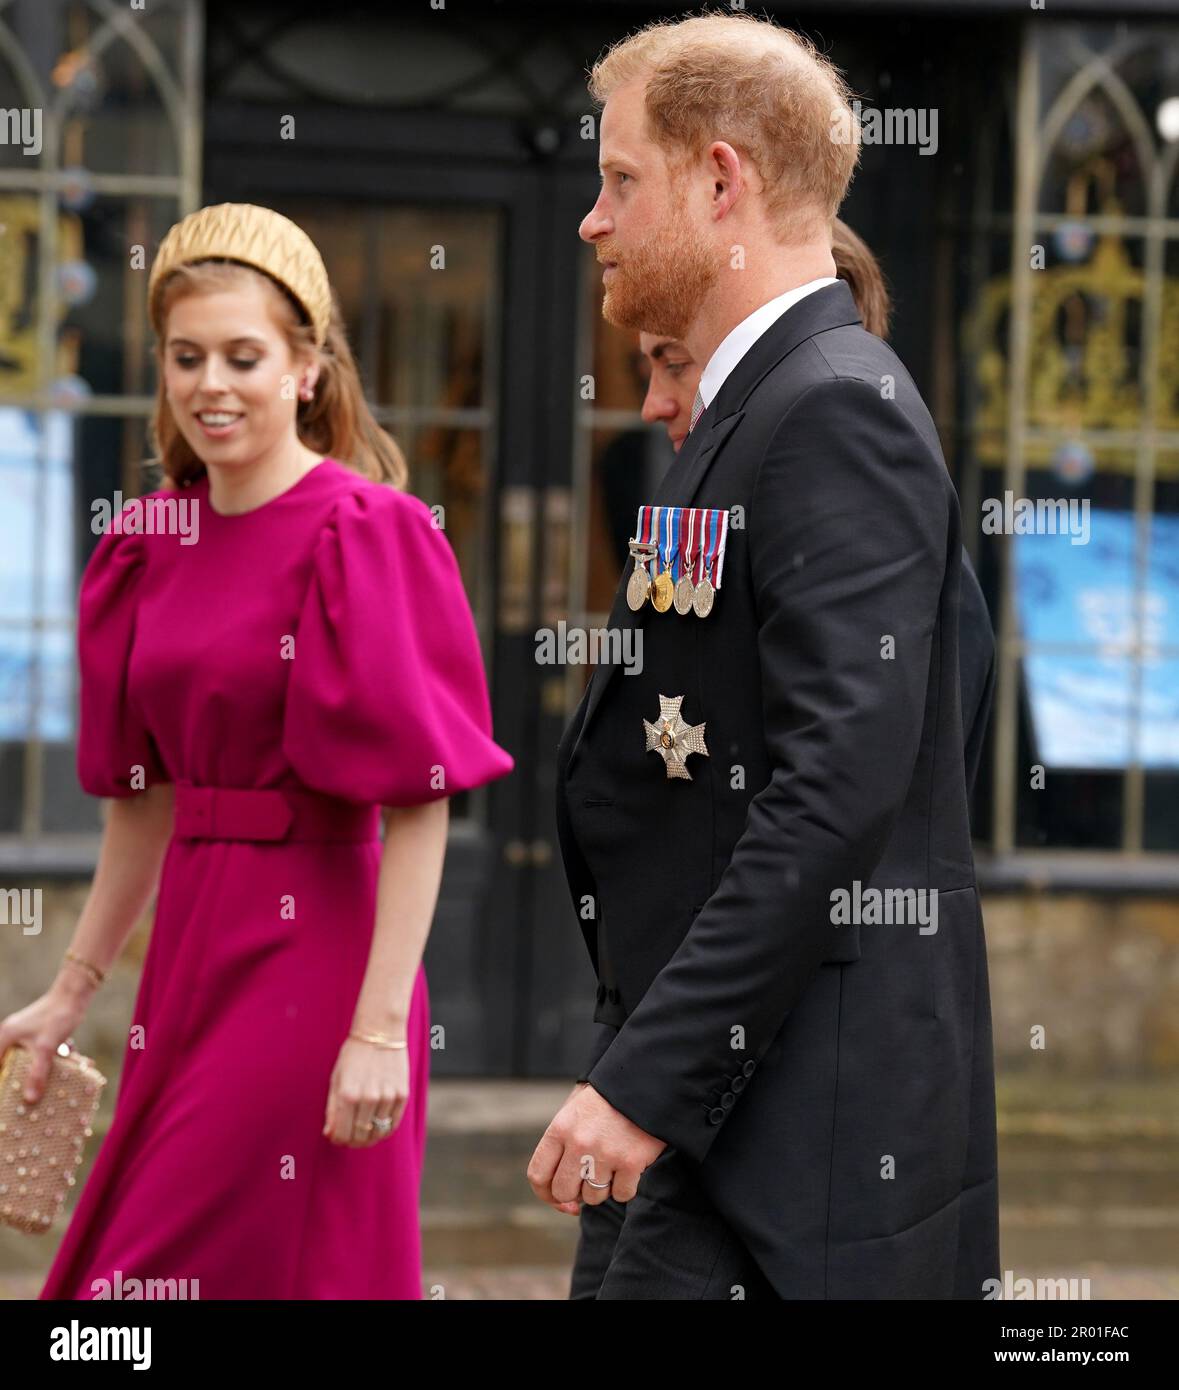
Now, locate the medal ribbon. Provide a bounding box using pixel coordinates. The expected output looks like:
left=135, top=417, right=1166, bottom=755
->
left=697, top=509, right=711, bottom=585
left=680, top=508, right=695, bottom=584
left=712, top=508, right=729, bottom=589
left=637, top=505, right=728, bottom=590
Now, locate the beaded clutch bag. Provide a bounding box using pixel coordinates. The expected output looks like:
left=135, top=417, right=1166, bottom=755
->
left=0, top=1042, right=106, bottom=1234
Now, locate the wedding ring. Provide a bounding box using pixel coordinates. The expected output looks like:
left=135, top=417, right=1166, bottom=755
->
left=372, top=1116, right=393, bottom=1135
left=583, top=1177, right=612, bottom=1189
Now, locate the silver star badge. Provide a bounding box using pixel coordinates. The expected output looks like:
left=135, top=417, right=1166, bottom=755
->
left=643, top=693, right=709, bottom=780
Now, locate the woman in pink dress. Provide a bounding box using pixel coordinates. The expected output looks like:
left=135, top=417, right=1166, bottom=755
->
left=0, top=203, right=513, bottom=1299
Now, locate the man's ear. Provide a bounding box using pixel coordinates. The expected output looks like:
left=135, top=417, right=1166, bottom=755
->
left=709, top=140, right=746, bottom=217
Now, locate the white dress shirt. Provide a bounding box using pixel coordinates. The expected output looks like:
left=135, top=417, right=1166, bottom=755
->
left=697, top=277, right=838, bottom=410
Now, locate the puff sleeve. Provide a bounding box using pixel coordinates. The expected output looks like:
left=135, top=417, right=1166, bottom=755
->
left=76, top=522, right=168, bottom=798
left=283, top=485, right=514, bottom=806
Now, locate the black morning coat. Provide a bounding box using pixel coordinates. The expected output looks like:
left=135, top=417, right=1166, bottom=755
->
left=554, top=281, right=1000, bottom=1299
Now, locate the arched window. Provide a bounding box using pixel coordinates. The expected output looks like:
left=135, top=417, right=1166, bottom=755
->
left=974, top=21, right=1179, bottom=868
left=0, top=0, right=200, bottom=852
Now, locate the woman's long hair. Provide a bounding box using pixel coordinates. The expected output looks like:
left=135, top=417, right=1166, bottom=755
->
left=832, top=218, right=890, bottom=339
left=150, top=260, right=408, bottom=490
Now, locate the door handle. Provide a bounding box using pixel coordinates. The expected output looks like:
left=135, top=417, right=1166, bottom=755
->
left=498, top=486, right=535, bottom=634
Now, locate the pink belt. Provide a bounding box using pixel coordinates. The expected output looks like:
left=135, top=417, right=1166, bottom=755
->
left=173, top=783, right=379, bottom=843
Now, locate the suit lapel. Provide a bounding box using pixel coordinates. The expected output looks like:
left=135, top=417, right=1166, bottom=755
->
left=568, top=281, right=863, bottom=764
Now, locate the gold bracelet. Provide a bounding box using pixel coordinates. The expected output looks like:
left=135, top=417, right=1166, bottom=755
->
left=63, top=951, right=105, bottom=987
left=349, top=1028, right=407, bottom=1050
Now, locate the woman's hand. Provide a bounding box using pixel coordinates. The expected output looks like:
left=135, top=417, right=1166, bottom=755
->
left=3, top=782, right=175, bottom=1105
left=323, top=1037, right=410, bottom=1147
left=0, top=977, right=93, bottom=1104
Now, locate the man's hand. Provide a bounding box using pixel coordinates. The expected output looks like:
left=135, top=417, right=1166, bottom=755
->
left=528, top=1081, right=667, bottom=1215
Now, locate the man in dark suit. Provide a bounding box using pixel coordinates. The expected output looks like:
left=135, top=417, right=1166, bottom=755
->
left=528, top=13, right=999, bottom=1299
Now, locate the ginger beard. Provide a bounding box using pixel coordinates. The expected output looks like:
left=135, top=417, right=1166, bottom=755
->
left=598, top=190, right=719, bottom=340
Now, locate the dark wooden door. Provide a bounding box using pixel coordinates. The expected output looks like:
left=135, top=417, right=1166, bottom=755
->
left=203, top=104, right=602, bottom=1075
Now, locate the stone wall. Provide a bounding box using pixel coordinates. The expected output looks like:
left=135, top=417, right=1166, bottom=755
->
left=4, top=884, right=1179, bottom=1087
left=985, top=894, right=1179, bottom=1076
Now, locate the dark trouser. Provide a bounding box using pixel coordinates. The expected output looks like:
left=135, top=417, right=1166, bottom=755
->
left=568, top=1147, right=779, bottom=1300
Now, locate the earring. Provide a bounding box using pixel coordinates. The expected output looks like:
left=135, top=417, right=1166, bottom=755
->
left=299, top=383, right=314, bottom=401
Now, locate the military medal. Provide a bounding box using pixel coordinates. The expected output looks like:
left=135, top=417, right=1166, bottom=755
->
left=631, top=504, right=729, bottom=618
left=673, top=507, right=697, bottom=615
left=626, top=509, right=659, bottom=612
left=693, top=567, right=715, bottom=618
left=651, top=506, right=676, bottom=613
left=692, top=506, right=729, bottom=618
left=626, top=544, right=656, bottom=610
left=625, top=504, right=659, bottom=611
left=643, top=693, right=709, bottom=780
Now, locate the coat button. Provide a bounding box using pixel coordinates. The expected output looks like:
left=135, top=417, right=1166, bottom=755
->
left=742, top=1060, right=756, bottom=1076
left=707, top=1107, right=725, bottom=1125
left=720, top=1091, right=735, bottom=1108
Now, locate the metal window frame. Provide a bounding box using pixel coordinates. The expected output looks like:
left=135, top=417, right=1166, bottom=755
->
left=990, top=21, right=1179, bottom=875
left=0, top=0, right=203, bottom=867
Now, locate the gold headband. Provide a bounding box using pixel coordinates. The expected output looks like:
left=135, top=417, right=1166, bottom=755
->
left=148, top=202, right=332, bottom=346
